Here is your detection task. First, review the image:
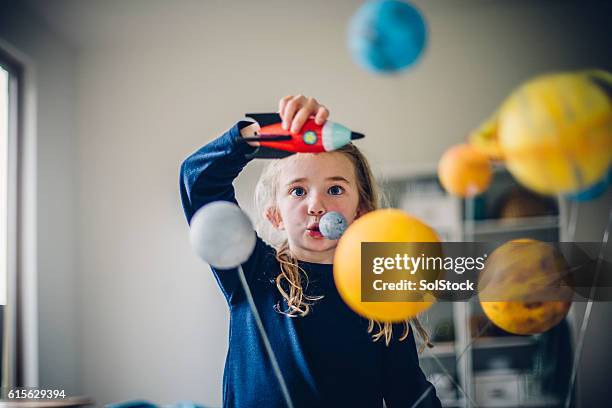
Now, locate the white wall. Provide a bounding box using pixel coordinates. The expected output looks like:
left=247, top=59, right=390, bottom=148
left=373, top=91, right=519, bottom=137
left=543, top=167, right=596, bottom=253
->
left=3, top=0, right=612, bottom=406
left=74, top=2, right=612, bottom=406
left=0, top=1, right=79, bottom=395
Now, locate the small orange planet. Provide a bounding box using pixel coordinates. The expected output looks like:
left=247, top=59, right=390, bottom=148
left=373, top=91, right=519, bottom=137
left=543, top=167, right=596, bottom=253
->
left=478, top=239, right=573, bottom=335
left=438, top=144, right=493, bottom=197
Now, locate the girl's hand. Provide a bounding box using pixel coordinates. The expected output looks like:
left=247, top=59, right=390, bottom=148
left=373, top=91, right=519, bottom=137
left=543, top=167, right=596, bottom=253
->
left=278, top=95, right=329, bottom=133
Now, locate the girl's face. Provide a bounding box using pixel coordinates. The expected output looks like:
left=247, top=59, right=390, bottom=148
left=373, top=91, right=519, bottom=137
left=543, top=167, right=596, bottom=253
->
left=269, top=152, right=363, bottom=264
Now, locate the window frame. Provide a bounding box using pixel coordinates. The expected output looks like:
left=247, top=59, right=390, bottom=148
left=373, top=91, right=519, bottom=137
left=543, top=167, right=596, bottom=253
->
left=0, top=39, right=38, bottom=391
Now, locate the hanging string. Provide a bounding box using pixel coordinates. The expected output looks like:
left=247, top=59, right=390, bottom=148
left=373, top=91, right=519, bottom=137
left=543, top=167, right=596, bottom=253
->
left=237, top=265, right=294, bottom=408
left=564, top=203, right=612, bottom=408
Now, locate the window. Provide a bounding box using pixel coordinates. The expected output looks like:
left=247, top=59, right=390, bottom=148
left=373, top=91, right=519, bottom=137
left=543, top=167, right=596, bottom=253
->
left=1, top=63, right=8, bottom=307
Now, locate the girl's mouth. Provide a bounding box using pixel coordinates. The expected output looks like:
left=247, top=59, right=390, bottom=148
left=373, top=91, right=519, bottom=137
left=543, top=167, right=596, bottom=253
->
left=306, top=224, right=323, bottom=238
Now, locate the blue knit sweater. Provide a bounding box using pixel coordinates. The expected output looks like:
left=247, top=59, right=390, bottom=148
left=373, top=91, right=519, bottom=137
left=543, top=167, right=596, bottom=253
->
left=179, top=122, right=442, bottom=408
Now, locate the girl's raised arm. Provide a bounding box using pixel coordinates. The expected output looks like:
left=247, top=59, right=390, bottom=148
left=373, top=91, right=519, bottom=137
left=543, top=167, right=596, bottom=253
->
left=179, top=94, right=328, bottom=222
left=179, top=121, right=257, bottom=224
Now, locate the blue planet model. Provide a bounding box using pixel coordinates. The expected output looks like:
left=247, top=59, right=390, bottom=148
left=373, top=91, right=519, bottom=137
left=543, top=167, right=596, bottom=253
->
left=348, top=0, right=427, bottom=73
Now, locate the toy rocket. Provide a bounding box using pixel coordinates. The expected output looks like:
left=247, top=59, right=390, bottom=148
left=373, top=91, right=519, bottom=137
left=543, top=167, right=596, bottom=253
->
left=242, top=113, right=365, bottom=159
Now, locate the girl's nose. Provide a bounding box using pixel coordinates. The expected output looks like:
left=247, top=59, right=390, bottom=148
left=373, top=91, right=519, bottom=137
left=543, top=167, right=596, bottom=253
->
left=307, top=194, right=326, bottom=216
left=308, top=208, right=325, bottom=216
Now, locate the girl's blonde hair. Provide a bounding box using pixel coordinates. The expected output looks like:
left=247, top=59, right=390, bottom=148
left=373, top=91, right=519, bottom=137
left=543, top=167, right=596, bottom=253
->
left=254, top=144, right=432, bottom=348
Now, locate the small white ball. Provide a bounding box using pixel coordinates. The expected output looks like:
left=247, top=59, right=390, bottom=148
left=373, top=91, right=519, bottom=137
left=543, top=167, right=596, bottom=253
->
left=189, top=201, right=256, bottom=269
left=319, top=211, right=348, bottom=240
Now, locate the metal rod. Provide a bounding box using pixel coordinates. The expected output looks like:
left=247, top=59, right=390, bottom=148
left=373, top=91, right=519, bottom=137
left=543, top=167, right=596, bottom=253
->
left=237, top=265, right=294, bottom=408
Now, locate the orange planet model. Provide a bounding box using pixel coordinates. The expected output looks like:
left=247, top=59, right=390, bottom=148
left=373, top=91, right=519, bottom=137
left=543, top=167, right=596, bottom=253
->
left=333, top=209, right=439, bottom=322
left=438, top=144, right=493, bottom=197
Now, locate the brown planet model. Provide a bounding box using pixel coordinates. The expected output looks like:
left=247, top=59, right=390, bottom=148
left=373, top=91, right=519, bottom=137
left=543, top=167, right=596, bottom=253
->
left=478, top=239, right=573, bottom=335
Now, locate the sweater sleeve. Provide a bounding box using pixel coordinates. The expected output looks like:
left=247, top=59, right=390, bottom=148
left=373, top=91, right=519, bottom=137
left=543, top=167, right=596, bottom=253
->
left=180, top=121, right=256, bottom=223
left=179, top=121, right=275, bottom=306
left=383, top=324, right=442, bottom=408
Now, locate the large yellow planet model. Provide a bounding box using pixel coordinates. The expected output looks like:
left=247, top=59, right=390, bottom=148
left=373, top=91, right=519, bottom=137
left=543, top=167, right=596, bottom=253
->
left=470, top=70, right=612, bottom=195
left=333, top=209, right=439, bottom=322
left=478, top=239, right=573, bottom=335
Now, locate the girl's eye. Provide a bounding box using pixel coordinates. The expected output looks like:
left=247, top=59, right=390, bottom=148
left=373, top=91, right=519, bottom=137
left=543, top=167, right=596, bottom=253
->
left=290, top=187, right=306, bottom=197
left=328, top=185, right=344, bottom=195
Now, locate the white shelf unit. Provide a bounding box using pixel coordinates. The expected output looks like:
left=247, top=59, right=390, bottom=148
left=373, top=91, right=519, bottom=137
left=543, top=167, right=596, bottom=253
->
left=379, top=168, right=568, bottom=408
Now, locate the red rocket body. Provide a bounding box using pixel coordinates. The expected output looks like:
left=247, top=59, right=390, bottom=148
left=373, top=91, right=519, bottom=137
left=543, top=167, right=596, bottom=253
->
left=257, top=120, right=325, bottom=153
left=243, top=113, right=365, bottom=159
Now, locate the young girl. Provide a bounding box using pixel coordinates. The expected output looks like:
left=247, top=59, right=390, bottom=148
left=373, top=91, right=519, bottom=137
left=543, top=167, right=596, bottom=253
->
left=180, top=95, right=441, bottom=408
